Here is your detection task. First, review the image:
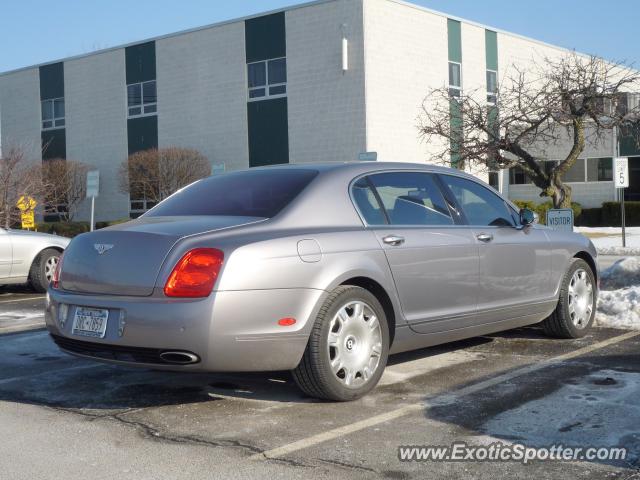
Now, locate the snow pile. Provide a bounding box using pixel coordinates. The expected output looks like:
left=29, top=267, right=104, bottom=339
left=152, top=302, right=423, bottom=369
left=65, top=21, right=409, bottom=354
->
left=596, top=257, right=640, bottom=330
left=575, top=226, right=640, bottom=256
left=600, top=257, right=640, bottom=289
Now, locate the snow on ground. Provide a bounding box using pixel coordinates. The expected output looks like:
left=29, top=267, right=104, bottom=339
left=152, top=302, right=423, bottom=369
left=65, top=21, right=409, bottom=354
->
left=575, top=226, right=640, bottom=255
left=596, top=257, right=640, bottom=330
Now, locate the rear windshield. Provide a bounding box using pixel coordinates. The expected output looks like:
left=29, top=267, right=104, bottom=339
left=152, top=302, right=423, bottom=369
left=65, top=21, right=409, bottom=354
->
left=145, top=169, right=319, bottom=218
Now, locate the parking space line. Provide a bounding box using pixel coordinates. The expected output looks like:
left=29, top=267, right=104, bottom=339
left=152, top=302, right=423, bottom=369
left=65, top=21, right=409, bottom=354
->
left=253, top=330, right=640, bottom=460
left=0, top=296, right=46, bottom=304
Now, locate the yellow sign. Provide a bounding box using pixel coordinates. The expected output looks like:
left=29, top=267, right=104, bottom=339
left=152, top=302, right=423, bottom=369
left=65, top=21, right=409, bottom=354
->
left=17, top=196, right=37, bottom=212
left=21, top=211, right=35, bottom=229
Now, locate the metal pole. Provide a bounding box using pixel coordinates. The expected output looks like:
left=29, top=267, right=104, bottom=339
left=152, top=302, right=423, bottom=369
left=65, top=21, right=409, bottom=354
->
left=621, top=189, right=626, bottom=248
left=615, top=126, right=626, bottom=248
left=90, top=196, right=95, bottom=232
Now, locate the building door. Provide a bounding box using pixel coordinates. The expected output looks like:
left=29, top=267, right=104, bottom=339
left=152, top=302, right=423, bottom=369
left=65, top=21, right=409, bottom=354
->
left=625, top=157, right=640, bottom=201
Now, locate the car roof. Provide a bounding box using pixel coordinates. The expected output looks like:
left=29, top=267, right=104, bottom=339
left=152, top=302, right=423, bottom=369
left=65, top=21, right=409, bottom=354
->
left=250, top=161, right=485, bottom=183
left=253, top=161, right=465, bottom=175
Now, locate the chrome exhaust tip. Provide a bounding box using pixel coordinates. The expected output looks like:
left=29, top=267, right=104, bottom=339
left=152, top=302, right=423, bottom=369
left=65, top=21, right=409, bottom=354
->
left=159, top=351, right=200, bottom=365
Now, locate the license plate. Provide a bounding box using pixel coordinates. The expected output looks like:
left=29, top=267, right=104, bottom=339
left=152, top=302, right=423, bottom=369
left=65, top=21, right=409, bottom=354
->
left=72, top=307, right=109, bottom=338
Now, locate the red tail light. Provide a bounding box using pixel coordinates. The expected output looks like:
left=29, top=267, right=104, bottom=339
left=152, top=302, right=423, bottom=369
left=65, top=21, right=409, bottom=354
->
left=52, top=252, right=64, bottom=289
left=164, top=248, right=224, bottom=298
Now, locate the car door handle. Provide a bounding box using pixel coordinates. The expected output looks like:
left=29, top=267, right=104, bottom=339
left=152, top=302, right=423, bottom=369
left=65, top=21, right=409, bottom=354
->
left=382, top=235, right=405, bottom=246
left=476, top=233, right=494, bottom=243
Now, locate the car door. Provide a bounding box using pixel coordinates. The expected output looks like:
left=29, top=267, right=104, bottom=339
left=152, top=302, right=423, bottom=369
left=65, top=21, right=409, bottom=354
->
left=0, top=228, right=12, bottom=278
left=437, top=174, right=552, bottom=324
left=352, top=171, right=479, bottom=334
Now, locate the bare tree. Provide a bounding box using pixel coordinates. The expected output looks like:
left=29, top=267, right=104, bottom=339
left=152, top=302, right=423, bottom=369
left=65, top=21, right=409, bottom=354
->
left=0, top=145, right=45, bottom=228
left=419, top=53, right=640, bottom=208
left=118, top=147, right=211, bottom=205
left=41, top=159, right=89, bottom=221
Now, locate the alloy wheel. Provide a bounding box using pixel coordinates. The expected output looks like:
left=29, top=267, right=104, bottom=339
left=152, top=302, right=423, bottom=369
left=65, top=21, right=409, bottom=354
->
left=568, top=268, right=594, bottom=329
left=45, top=256, right=59, bottom=283
left=327, top=301, right=383, bottom=388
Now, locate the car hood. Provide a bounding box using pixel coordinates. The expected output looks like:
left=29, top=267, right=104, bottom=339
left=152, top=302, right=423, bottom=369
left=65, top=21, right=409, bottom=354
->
left=6, top=228, right=70, bottom=245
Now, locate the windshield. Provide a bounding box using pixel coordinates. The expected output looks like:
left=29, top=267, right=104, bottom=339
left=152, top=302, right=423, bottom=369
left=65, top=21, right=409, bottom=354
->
left=145, top=168, right=319, bottom=218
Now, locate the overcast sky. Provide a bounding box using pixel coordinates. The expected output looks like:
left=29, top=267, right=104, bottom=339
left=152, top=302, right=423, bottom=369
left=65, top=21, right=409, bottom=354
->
left=1, top=0, right=638, bottom=72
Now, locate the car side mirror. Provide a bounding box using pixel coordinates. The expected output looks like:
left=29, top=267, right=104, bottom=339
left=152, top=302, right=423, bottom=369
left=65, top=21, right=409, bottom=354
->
left=519, top=208, right=537, bottom=226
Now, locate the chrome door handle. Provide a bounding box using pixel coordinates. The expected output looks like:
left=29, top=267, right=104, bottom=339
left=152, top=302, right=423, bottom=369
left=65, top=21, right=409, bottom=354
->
left=382, top=235, right=405, bottom=246
left=476, top=233, right=494, bottom=243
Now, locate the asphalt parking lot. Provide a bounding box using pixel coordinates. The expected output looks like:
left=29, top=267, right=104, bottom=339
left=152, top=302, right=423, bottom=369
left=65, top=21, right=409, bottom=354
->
left=1, top=261, right=639, bottom=480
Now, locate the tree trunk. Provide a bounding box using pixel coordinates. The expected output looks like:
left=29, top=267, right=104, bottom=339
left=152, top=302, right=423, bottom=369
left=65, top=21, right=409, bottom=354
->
left=543, top=118, right=585, bottom=209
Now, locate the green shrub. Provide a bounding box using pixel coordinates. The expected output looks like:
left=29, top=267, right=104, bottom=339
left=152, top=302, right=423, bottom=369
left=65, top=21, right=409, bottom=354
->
left=30, top=218, right=131, bottom=237
left=95, top=219, right=130, bottom=229
left=512, top=200, right=537, bottom=211
left=601, top=201, right=640, bottom=227
left=575, top=208, right=602, bottom=227
left=36, top=222, right=90, bottom=238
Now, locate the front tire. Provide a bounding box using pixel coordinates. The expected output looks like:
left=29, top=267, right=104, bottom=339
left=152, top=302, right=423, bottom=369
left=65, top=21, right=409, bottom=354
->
left=541, top=258, right=596, bottom=339
left=293, top=286, right=390, bottom=401
left=29, top=248, right=60, bottom=293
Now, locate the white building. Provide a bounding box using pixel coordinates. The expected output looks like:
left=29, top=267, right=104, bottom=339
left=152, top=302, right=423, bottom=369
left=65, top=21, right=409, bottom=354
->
left=1, top=0, right=638, bottom=222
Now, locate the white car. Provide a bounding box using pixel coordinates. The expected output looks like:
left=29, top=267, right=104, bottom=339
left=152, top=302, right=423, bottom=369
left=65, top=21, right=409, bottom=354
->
left=0, top=227, right=70, bottom=292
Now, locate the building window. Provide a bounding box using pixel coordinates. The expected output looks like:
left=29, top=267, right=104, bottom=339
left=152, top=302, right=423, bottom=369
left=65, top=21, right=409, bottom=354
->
left=127, top=80, right=157, bottom=117
left=129, top=198, right=157, bottom=218
left=488, top=171, right=500, bottom=190
left=509, top=166, right=529, bottom=185
left=486, top=70, right=497, bottom=104
left=587, top=157, right=613, bottom=182
left=448, top=62, right=462, bottom=97
left=247, top=57, right=287, bottom=101
left=41, top=98, right=65, bottom=130
left=624, top=92, right=640, bottom=114
left=563, top=158, right=586, bottom=183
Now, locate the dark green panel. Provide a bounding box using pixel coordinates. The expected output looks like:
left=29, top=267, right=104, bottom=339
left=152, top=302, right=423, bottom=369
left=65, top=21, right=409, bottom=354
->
left=487, top=105, right=499, bottom=142
left=485, top=30, right=498, bottom=71
left=126, top=42, right=156, bottom=84
left=41, top=129, right=66, bottom=160
left=247, top=98, right=289, bottom=167
left=487, top=105, right=500, bottom=167
left=447, top=19, right=462, bottom=63
left=127, top=116, right=158, bottom=155
left=620, top=122, right=640, bottom=156
left=39, top=62, right=64, bottom=100
left=245, top=13, right=286, bottom=63
left=449, top=99, right=463, bottom=168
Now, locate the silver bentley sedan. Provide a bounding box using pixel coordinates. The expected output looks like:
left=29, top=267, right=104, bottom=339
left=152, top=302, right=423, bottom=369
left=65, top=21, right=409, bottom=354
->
left=0, top=227, right=70, bottom=292
left=46, top=162, right=598, bottom=401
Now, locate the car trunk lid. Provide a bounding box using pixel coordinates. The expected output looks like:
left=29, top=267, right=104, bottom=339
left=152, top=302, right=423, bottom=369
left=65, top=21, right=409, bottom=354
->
left=59, top=216, right=264, bottom=296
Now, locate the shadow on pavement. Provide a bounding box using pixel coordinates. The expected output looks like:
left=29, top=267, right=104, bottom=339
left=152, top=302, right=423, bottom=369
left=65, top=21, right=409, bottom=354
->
left=0, top=329, right=498, bottom=410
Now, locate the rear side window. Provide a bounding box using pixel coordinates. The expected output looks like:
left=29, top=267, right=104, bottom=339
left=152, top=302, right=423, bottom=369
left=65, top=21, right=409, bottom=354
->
left=440, top=174, right=514, bottom=227
left=353, top=172, right=453, bottom=226
left=145, top=169, right=318, bottom=218
left=352, top=178, right=386, bottom=225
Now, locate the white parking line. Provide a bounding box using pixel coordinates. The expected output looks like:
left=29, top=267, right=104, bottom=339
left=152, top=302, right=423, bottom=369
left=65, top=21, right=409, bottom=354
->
left=252, top=330, right=640, bottom=460
left=0, top=296, right=46, bottom=304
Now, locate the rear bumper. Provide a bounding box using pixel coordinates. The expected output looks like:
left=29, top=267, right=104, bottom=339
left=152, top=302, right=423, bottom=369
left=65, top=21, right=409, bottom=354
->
left=45, top=287, right=326, bottom=372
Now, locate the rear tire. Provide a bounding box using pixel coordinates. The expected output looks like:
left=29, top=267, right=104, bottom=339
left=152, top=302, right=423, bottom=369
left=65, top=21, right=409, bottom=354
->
left=28, top=248, right=60, bottom=293
left=541, top=258, right=596, bottom=339
left=292, top=286, right=389, bottom=401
